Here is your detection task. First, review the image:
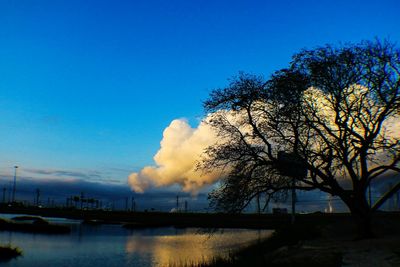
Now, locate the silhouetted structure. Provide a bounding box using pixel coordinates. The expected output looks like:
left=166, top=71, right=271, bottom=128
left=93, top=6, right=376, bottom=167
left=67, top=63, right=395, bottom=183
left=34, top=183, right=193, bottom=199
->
left=35, top=188, right=41, bottom=206
left=12, top=166, right=18, bottom=202
left=131, top=196, right=136, bottom=212
left=2, top=187, right=6, bottom=203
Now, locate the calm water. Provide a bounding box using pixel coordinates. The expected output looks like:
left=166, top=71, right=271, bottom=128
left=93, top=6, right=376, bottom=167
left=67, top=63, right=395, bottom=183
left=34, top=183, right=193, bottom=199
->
left=0, top=214, right=273, bottom=267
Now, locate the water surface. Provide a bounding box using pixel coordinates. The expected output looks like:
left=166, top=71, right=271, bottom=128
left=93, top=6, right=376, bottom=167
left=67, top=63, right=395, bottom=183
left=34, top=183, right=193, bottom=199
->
left=0, top=215, right=272, bottom=267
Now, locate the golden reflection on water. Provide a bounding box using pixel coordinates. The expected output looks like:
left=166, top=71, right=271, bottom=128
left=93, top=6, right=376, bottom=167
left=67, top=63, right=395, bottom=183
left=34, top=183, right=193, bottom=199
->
left=125, top=229, right=272, bottom=266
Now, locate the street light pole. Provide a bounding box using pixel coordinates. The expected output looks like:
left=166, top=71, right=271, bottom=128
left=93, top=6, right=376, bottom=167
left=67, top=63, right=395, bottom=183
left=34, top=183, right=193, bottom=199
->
left=291, top=177, right=296, bottom=224
left=12, top=165, right=18, bottom=203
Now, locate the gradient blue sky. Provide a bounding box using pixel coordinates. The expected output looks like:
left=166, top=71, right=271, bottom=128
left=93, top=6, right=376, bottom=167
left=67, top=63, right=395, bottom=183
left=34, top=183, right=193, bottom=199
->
left=1, top=0, right=399, bottom=189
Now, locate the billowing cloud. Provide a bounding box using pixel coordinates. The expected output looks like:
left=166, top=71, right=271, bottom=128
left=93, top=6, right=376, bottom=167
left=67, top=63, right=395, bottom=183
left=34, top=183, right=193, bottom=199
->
left=387, top=116, right=400, bottom=139
left=128, top=118, right=221, bottom=194
left=129, top=86, right=400, bottom=195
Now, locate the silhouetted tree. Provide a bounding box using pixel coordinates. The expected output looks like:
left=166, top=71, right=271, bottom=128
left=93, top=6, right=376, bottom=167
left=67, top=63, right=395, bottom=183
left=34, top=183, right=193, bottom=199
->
left=200, top=40, right=400, bottom=238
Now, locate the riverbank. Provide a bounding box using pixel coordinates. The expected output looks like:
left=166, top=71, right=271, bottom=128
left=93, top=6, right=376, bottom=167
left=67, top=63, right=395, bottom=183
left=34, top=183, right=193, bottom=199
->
left=181, top=214, right=400, bottom=267
left=0, top=205, right=288, bottom=229
left=176, top=224, right=342, bottom=267
left=1, top=206, right=399, bottom=266
left=0, top=216, right=70, bottom=234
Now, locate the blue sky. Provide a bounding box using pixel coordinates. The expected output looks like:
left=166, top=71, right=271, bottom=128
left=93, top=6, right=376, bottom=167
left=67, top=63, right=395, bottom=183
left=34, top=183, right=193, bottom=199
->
left=0, top=0, right=399, bottom=200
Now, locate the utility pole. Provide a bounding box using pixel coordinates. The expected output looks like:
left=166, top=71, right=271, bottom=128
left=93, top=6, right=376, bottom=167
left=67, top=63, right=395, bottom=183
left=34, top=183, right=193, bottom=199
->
left=398, top=191, right=400, bottom=211
left=368, top=183, right=372, bottom=207
left=131, top=196, right=136, bottom=212
left=35, top=188, right=41, bottom=206
left=125, top=197, right=128, bottom=211
left=8, top=182, right=12, bottom=202
left=2, top=187, right=6, bottom=203
left=12, top=166, right=18, bottom=202
left=388, top=183, right=393, bottom=210
left=184, top=200, right=188, bottom=212
left=396, top=191, right=400, bottom=211
left=176, top=195, right=179, bottom=211
left=291, top=177, right=296, bottom=224
left=80, top=192, right=84, bottom=210
left=277, top=152, right=306, bottom=225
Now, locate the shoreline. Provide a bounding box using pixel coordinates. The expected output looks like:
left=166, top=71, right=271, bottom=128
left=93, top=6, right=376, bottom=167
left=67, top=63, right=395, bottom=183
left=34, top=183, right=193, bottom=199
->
left=1, top=207, right=400, bottom=266
left=186, top=217, right=400, bottom=267
left=4, top=205, right=400, bottom=229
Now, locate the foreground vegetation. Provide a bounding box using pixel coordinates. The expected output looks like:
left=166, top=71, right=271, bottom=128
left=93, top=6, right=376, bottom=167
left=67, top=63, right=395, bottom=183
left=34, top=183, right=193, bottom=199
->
left=0, top=245, right=22, bottom=262
left=174, top=212, right=400, bottom=266
left=172, top=223, right=342, bottom=267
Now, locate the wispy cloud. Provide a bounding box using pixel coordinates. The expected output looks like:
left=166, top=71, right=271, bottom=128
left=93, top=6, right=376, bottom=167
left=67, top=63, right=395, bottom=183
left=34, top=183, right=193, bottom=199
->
left=24, top=168, right=103, bottom=180
left=1, top=174, right=209, bottom=211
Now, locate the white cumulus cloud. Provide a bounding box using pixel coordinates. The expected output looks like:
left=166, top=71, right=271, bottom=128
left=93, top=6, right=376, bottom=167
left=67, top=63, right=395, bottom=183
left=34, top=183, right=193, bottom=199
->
left=128, top=118, right=221, bottom=194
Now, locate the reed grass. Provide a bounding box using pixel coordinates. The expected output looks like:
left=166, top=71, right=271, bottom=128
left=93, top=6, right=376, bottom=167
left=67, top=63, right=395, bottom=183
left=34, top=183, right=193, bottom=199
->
left=171, top=224, right=341, bottom=267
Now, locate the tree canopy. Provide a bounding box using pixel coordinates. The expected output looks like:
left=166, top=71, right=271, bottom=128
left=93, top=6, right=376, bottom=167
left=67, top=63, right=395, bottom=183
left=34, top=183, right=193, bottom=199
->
left=200, top=40, right=400, bottom=237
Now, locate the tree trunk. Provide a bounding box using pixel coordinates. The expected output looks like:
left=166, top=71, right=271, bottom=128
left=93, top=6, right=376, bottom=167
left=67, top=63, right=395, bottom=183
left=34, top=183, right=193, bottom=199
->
left=352, top=209, right=374, bottom=239
left=348, top=195, right=374, bottom=239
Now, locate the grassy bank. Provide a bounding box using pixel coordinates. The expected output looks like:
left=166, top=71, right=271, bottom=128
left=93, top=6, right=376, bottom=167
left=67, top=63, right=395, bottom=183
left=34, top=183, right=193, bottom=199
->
left=174, top=213, right=400, bottom=267
left=173, top=224, right=342, bottom=267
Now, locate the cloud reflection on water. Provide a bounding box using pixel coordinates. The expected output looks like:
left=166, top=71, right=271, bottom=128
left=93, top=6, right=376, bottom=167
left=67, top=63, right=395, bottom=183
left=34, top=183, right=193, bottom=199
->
left=125, top=228, right=273, bottom=266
